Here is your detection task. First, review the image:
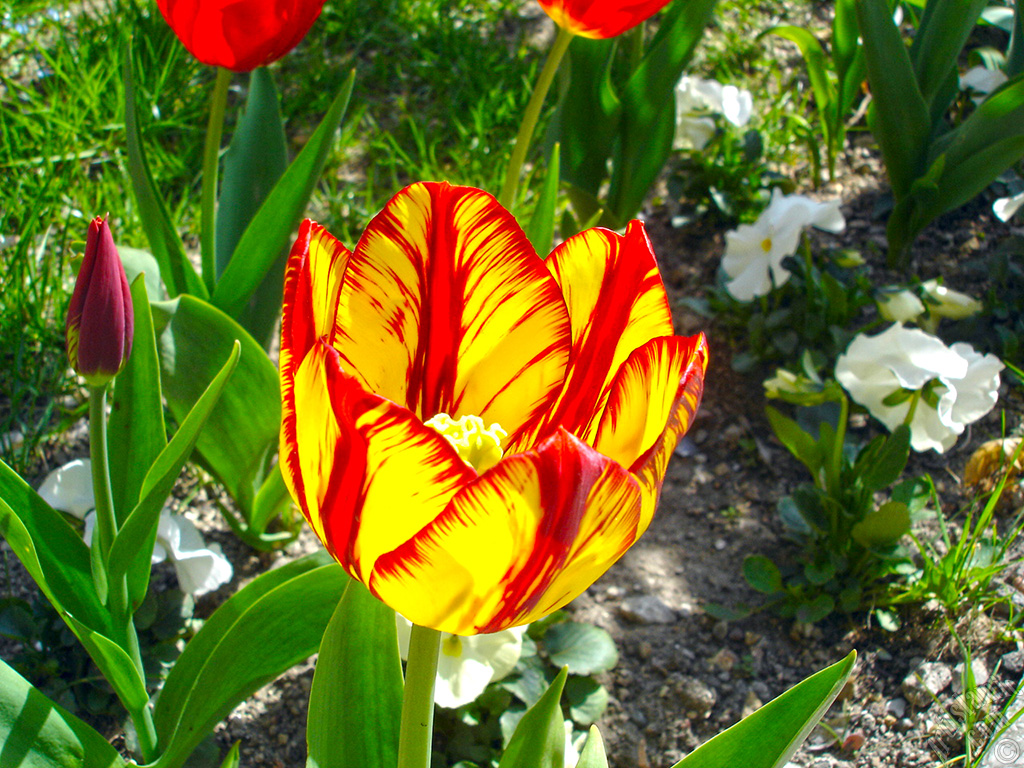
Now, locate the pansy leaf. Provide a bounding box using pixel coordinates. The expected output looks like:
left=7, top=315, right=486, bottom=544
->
left=566, top=677, right=609, bottom=726
left=851, top=501, right=911, bottom=549
left=670, top=652, right=856, bottom=767
left=543, top=622, right=618, bottom=675
left=306, top=581, right=402, bottom=768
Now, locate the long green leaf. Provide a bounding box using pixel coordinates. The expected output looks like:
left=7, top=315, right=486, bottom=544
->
left=123, top=40, right=207, bottom=300
left=1008, top=0, right=1024, bottom=77
left=211, top=70, right=355, bottom=322
left=525, top=143, right=561, bottom=257
left=306, top=581, right=402, bottom=768
left=671, top=652, right=856, bottom=768
left=908, top=0, right=988, bottom=114
left=61, top=614, right=149, bottom=713
left=108, top=341, right=240, bottom=607
left=856, top=0, right=931, bottom=198
left=498, top=667, right=568, bottom=768
left=769, top=26, right=835, bottom=144
left=575, top=726, right=609, bottom=768
left=0, top=659, right=127, bottom=768
left=152, top=553, right=347, bottom=768
left=152, top=295, right=280, bottom=533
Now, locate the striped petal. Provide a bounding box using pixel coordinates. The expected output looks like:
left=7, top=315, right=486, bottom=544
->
left=604, top=334, right=707, bottom=530
left=520, top=221, right=673, bottom=449
left=369, top=429, right=642, bottom=635
left=537, top=0, right=673, bottom=39
left=280, top=339, right=475, bottom=583
left=333, top=182, right=571, bottom=441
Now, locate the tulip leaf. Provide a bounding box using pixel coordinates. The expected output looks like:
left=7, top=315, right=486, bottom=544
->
left=152, top=552, right=347, bottom=768
left=575, top=726, right=609, bottom=768
left=0, top=460, right=112, bottom=636
left=151, top=295, right=282, bottom=540
left=219, top=742, right=242, bottom=768
left=498, top=667, right=568, bottom=768
left=250, top=464, right=293, bottom=538
left=0, top=659, right=127, bottom=768
left=307, top=581, right=402, bottom=768
left=61, top=613, right=149, bottom=713
left=525, top=142, right=561, bottom=258
left=543, top=622, right=618, bottom=676
left=109, top=276, right=167, bottom=529
left=215, top=67, right=288, bottom=279
left=108, top=341, right=241, bottom=608
left=908, top=0, right=988, bottom=114
left=1008, top=0, right=1024, bottom=77
left=856, top=0, right=932, bottom=200
left=211, top=69, right=355, bottom=326
left=769, top=26, right=835, bottom=144
left=670, top=652, right=856, bottom=768
left=123, top=40, right=207, bottom=300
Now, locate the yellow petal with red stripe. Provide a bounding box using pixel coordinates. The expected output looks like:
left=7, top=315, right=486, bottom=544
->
left=282, top=339, right=476, bottom=583
left=521, top=220, right=672, bottom=449
left=369, top=429, right=642, bottom=635
left=333, top=182, right=570, bottom=441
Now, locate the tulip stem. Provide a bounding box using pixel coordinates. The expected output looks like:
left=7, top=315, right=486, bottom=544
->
left=498, top=25, right=573, bottom=210
left=201, top=66, right=232, bottom=292
left=88, top=385, right=116, bottom=594
left=397, top=624, right=441, bottom=768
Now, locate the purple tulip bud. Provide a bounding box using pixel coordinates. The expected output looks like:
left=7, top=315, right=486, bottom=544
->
left=66, top=217, right=134, bottom=387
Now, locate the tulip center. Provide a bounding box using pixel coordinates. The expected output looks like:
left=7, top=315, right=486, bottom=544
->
left=441, top=634, right=464, bottom=658
left=761, top=237, right=773, bottom=253
left=424, top=413, right=506, bottom=473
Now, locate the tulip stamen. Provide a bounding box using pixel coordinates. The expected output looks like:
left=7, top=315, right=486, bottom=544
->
left=425, top=413, right=506, bottom=473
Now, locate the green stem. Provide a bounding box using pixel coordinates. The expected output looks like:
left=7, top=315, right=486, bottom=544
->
left=902, top=388, right=923, bottom=429
left=201, top=66, right=232, bottom=292
left=397, top=624, right=441, bottom=768
left=498, top=25, right=573, bottom=210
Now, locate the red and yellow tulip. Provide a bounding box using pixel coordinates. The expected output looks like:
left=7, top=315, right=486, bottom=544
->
left=279, top=182, right=707, bottom=635
left=536, top=0, right=674, bottom=39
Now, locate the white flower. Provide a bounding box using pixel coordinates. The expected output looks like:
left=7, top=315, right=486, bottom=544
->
left=835, top=324, right=1004, bottom=453
left=563, top=720, right=588, bottom=768
left=920, top=279, right=983, bottom=321
left=994, top=190, right=1024, bottom=222
left=396, top=615, right=526, bottom=709
left=876, top=288, right=926, bottom=323
left=674, top=75, right=754, bottom=150
left=960, top=66, right=1008, bottom=103
left=722, top=189, right=846, bottom=300
left=37, top=459, right=233, bottom=595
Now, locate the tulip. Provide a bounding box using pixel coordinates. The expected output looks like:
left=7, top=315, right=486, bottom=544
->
left=66, top=217, right=133, bottom=388
left=280, top=182, right=708, bottom=635
left=156, top=0, right=325, bottom=72
left=537, top=0, right=674, bottom=39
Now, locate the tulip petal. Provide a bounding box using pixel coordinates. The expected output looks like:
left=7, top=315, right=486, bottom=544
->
left=538, top=0, right=673, bottom=39
left=280, top=340, right=475, bottom=582
left=370, top=429, right=642, bottom=635
left=334, top=182, right=570, bottom=440
left=527, top=221, right=673, bottom=448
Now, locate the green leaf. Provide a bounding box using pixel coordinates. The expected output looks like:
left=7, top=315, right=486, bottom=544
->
left=211, top=70, right=355, bottom=324
left=671, top=652, right=856, bottom=768
left=109, top=276, right=167, bottom=531
left=108, top=342, right=240, bottom=607
left=123, top=40, right=207, bottom=300
left=498, top=667, right=568, bottom=768
left=766, top=406, right=821, bottom=477
left=795, top=594, right=834, bottom=624
left=565, top=677, right=609, bottom=726
left=151, top=295, right=280, bottom=536
left=908, top=0, right=988, bottom=113
left=769, top=26, right=835, bottom=144
left=609, top=0, right=717, bottom=223
left=856, top=0, right=932, bottom=198
left=543, top=622, right=618, bottom=675
left=859, top=424, right=910, bottom=491
left=250, top=464, right=293, bottom=539
left=0, top=659, right=127, bottom=768
left=215, top=67, right=288, bottom=280
left=219, top=742, right=242, bottom=768
left=60, top=613, right=149, bottom=713
left=152, top=553, right=347, bottom=768
left=525, top=143, right=560, bottom=257
left=575, top=726, right=608, bottom=768
left=306, top=581, right=402, bottom=768
left=851, top=500, right=911, bottom=548
left=0, top=461, right=112, bottom=635
left=1007, top=0, right=1024, bottom=77
left=117, top=246, right=166, bottom=300
left=743, top=555, right=783, bottom=595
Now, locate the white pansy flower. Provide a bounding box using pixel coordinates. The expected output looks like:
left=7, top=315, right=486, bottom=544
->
left=674, top=75, right=754, bottom=150
left=37, top=459, right=233, bottom=595
left=960, top=66, right=1008, bottom=103
left=396, top=615, right=526, bottom=709
left=563, top=720, right=588, bottom=768
left=920, top=279, right=983, bottom=321
left=994, top=190, right=1024, bottom=222
left=876, top=288, right=926, bottom=323
left=835, top=324, right=1003, bottom=453
left=722, top=189, right=846, bottom=301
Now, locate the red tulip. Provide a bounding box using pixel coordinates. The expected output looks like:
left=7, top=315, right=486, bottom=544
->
left=66, top=217, right=134, bottom=388
left=156, top=0, right=325, bottom=72
left=536, top=0, right=674, bottom=38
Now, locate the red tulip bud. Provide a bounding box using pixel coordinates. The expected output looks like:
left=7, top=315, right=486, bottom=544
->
left=66, top=217, right=134, bottom=388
